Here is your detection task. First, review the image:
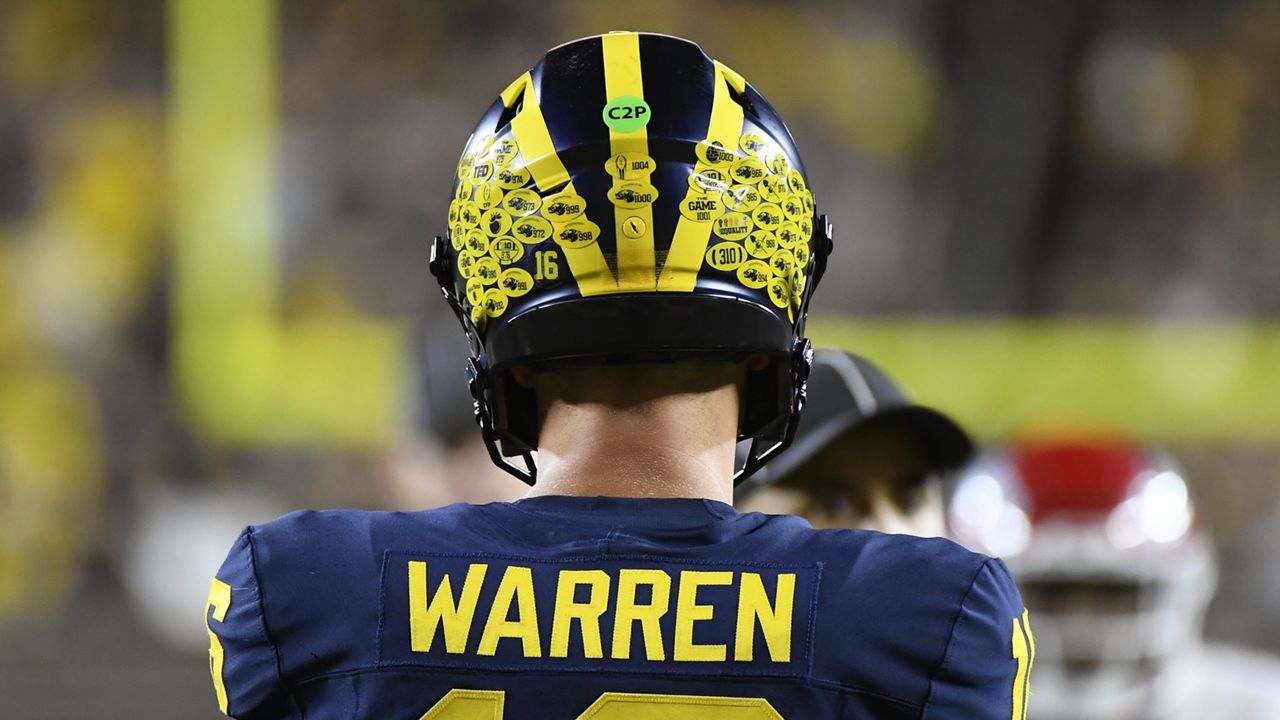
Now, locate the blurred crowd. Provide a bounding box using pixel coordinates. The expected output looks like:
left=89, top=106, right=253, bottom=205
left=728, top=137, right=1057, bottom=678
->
left=1, top=1, right=1278, bottom=717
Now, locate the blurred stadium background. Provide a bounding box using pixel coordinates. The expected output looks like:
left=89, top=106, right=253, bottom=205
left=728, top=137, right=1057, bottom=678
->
left=2, top=0, right=1279, bottom=716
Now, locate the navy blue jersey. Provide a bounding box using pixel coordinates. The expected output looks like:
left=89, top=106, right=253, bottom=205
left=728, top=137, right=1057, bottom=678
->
left=206, top=496, right=1033, bottom=719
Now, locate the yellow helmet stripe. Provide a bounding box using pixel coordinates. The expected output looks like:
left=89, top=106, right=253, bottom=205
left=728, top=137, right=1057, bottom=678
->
left=658, top=60, right=745, bottom=291
left=602, top=32, right=657, bottom=292
left=507, top=72, right=615, bottom=296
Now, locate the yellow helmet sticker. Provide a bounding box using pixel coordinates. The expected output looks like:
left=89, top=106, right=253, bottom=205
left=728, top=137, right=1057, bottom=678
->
left=473, top=257, right=501, bottom=284
left=787, top=169, right=807, bottom=194
left=793, top=242, right=810, bottom=269
left=729, top=157, right=768, bottom=185
left=695, top=139, right=736, bottom=167
left=489, top=236, right=524, bottom=265
left=751, top=203, right=783, bottom=231
left=470, top=160, right=495, bottom=184
left=512, top=215, right=553, bottom=245
left=679, top=192, right=726, bottom=223
left=767, top=277, right=790, bottom=308
left=705, top=241, right=747, bottom=271
left=739, top=132, right=770, bottom=157
left=481, top=208, right=512, bottom=237
left=465, top=278, right=485, bottom=307
left=602, top=95, right=652, bottom=133
left=542, top=191, right=587, bottom=222
left=713, top=212, right=752, bottom=242
left=759, top=174, right=787, bottom=203
left=475, top=183, right=504, bottom=211
left=555, top=220, right=602, bottom=249
left=771, top=250, right=796, bottom=278
left=607, top=181, right=659, bottom=209
left=458, top=152, right=477, bottom=177
left=498, top=267, right=534, bottom=297
left=457, top=251, right=477, bottom=279
left=605, top=152, right=657, bottom=180
left=482, top=288, right=509, bottom=318
left=737, top=259, right=771, bottom=289
left=782, top=194, right=806, bottom=220
left=449, top=223, right=465, bottom=251
left=723, top=185, right=761, bottom=213
left=776, top=221, right=801, bottom=249
left=494, top=164, right=531, bottom=190
left=464, top=229, right=490, bottom=256
left=745, top=230, right=778, bottom=258
left=502, top=189, right=542, bottom=217
left=489, top=138, right=519, bottom=167
left=458, top=201, right=481, bottom=228
left=689, top=164, right=731, bottom=193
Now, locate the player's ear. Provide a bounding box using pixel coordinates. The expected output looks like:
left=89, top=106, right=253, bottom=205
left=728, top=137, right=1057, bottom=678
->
left=511, top=365, right=536, bottom=389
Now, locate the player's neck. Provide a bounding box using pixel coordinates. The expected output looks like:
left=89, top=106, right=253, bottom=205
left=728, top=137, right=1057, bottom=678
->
left=524, top=385, right=739, bottom=504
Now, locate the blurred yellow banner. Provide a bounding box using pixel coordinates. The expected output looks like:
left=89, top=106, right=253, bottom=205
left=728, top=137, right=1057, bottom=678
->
left=812, top=317, right=1280, bottom=441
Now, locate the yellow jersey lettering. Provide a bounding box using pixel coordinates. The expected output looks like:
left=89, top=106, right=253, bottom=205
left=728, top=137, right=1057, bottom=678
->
left=551, top=569, right=611, bottom=658
left=674, top=570, right=733, bottom=662
left=477, top=565, right=541, bottom=658
left=611, top=569, right=671, bottom=661
left=734, top=572, right=795, bottom=662
left=408, top=561, right=487, bottom=654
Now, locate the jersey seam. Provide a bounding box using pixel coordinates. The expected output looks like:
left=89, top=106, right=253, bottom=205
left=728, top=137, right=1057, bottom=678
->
left=919, top=556, right=993, bottom=719
left=246, top=526, right=307, bottom=720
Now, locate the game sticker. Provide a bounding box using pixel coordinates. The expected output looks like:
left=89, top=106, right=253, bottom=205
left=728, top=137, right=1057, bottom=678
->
left=489, top=236, right=524, bottom=265
left=470, top=161, right=495, bottom=185
left=512, top=216, right=553, bottom=244
left=759, top=174, right=787, bottom=203
left=713, top=212, right=752, bottom=242
left=473, top=257, right=500, bottom=285
left=705, top=241, right=747, bottom=271
left=498, top=267, right=534, bottom=297
left=767, top=277, right=790, bottom=309
left=458, top=152, right=476, bottom=178
left=793, top=242, right=810, bottom=269
left=475, top=183, right=504, bottom=211
left=457, top=251, right=477, bottom=279
left=542, top=191, right=586, bottom=222
left=739, top=132, right=770, bottom=157
left=458, top=201, right=481, bottom=228
left=605, top=152, right=657, bottom=180
left=729, top=157, right=768, bottom=185
left=482, top=289, right=508, bottom=318
left=776, top=221, right=801, bottom=249
left=679, top=191, right=726, bottom=223
left=782, top=194, right=806, bottom=220
left=608, top=181, right=659, bottom=209
left=751, top=203, right=784, bottom=231
left=481, top=208, right=512, bottom=237
left=768, top=152, right=790, bottom=177
left=555, top=220, right=602, bottom=249
left=737, top=259, right=772, bottom=289
left=787, top=169, right=807, bottom=194
left=490, top=138, right=519, bottom=167
left=689, top=165, right=731, bottom=193
left=771, top=250, right=796, bottom=278
left=723, top=185, right=762, bottom=212
left=745, top=230, right=778, bottom=258
left=695, top=139, right=736, bottom=167
left=495, top=164, right=531, bottom=190
left=465, top=278, right=485, bottom=308
left=502, top=189, right=542, bottom=217
left=464, top=229, right=490, bottom=256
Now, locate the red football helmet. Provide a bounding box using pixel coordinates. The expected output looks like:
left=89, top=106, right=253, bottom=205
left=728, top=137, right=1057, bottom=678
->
left=949, top=438, right=1217, bottom=720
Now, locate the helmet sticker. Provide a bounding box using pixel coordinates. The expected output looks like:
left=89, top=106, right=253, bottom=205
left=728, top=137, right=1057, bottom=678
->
left=605, top=152, right=657, bottom=180
left=758, top=174, right=787, bottom=203
left=498, top=267, right=534, bottom=297
left=464, top=229, right=490, bottom=256
left=722, top=185, right=761, bottom=212
left=750, top=203, right=783, bottom=231
left=502, top=189, right=542, bottom=217
left=736, top=259, right=771, bottom=289
left=729, top=157, right=768, bottom=185
left=602, top=95, right=652, bottom=134
left=776, top=222, right=800, bottom=249
left=555, top=220, right=602, bottom=249
left=494, top=164, right=532, bottom=190
left=679, top=192, right=726, bottom=223
left=713, top=212, right=752, bottom=242
left=695, top=140, right=735, bottom=167
left=689, top=165, right=731, bottom=193
left=705, top=241, right=747, bottom=271
left=511, top=216, right=553, bottom=245
left=771, top=250, right=796, bottom=278
left=488, top=138, right=520, bottom=167
left=542, top=191, right=586, bottom=221
left=607, top=181, right=659, bottom=209
left=473, top=257, right=500, bottom=284
left=488, top=236, right=524, bottom=265
left=482, top=289, right=509, bottom=318
left=745, top=230, right=778, bottom=258
left=767, top=277, right=790, bottom=309
left=474, top=182, right=504, bottom=211
left=481, top=208, right=513, bottom=237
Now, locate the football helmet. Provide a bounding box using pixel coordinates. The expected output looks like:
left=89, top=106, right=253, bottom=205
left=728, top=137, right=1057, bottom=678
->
left=949, top=438, right=1217, bottom=720
left=430, top=32, right=833, bottom=483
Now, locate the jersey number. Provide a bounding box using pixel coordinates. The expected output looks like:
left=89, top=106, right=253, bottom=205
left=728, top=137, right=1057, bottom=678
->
left=1011, top=609, right=1036, bottom=720
left=420, top=689, right=783, bottom=719
left=206, top=578, right=233, bottom=715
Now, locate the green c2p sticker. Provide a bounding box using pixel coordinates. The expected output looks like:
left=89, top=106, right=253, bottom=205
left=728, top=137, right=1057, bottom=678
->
left=602, top=95, right=651, bottom=133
